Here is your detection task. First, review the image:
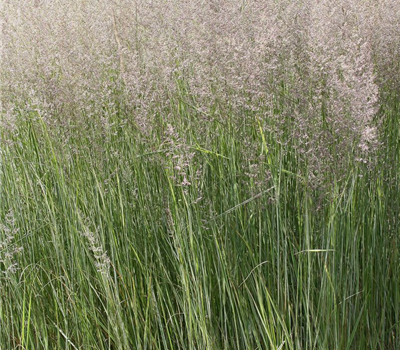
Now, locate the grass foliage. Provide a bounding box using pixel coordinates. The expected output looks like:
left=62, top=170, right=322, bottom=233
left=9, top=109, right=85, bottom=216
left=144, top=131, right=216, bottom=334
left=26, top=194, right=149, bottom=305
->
left=1, top=93, right=399, bottom=349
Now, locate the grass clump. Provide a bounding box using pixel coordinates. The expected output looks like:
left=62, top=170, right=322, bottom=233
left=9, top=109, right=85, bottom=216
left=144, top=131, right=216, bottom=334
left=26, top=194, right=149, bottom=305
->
left=1, top=1, right=400, bottom=349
